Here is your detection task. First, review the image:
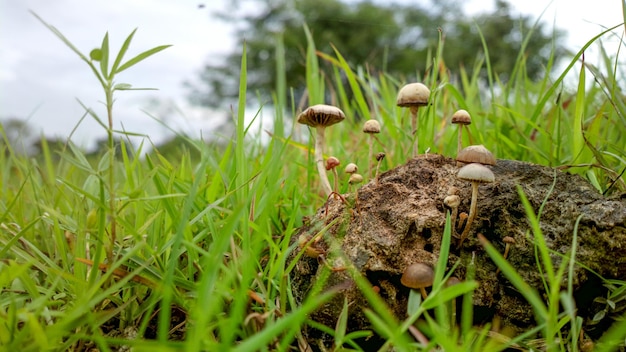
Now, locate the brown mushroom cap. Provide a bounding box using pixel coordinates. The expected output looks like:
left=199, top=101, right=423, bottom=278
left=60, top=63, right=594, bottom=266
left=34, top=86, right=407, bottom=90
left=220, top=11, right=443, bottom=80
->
left=297, top=104, right=345, bottom=128
left=400, top=263, right=434, bottom=289
left=457, top=163, right=495, bottom=184
left=503, top=236, right=516, bottom=244
left=456, top=144, right=496, bottom=166
left=363, top=119, right=381, bottom=134
left=325, top=156, right=340, bottom=171
left=396, top=83, right=430, bottom=107
left=451, top=109, right=472, bottom=125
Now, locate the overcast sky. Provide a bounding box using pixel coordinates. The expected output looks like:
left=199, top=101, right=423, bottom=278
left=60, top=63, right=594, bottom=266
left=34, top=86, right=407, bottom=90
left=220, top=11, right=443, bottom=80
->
left=0, top=0, right=623, bottom=150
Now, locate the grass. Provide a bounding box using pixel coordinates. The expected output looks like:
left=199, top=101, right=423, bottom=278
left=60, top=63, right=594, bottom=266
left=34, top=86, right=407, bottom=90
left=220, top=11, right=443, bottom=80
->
left=1, top=9, right=626, bottom=352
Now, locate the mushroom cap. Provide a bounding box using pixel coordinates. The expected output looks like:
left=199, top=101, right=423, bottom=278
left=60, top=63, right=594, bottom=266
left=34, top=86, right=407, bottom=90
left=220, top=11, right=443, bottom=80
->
left=443, top=195, right=461, bottom=208
left=344, top=163, right=358, bottom=174
left=456, top=144, right=496, bottom=166
left=376, top=152, right=386, bottom=162
left=325, top=156, right=340, bottom=171
left=297, top=104, right=345, bottom=128
left=396, top=83, right=430, bottom=107
left=503, top=236, right=516, bottom=244
left=457, top=163, right=495, bottom=184
left=348, top=173, right=364, bottom=184
left=445, top=277, right=462, bottom=287
left=363, top=119, right=381, bottom=134
left=401, top=263, right=434, bottom=289
left=451, top=109, right=472, bottom=125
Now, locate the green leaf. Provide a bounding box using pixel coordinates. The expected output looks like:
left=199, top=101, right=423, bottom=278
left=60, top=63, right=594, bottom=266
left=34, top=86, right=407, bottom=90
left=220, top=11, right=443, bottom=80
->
left=99, top=32, right=110, bottom=79
left=111, top=28, right=137, bottom=74
left=89, top=48, right=102, bottom=61
left=115, top=44, right=172, bottom=74
left=113, top=83, right=132, bottom=90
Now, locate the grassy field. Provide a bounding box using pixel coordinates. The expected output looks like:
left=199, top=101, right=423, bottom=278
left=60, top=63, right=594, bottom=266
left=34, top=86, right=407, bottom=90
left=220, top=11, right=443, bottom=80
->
left=1, top=12, right=626, bottom=352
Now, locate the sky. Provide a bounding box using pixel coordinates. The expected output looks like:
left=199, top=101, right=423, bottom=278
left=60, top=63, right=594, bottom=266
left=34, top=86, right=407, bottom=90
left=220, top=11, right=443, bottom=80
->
left=0, top=0, right=624, bottom=151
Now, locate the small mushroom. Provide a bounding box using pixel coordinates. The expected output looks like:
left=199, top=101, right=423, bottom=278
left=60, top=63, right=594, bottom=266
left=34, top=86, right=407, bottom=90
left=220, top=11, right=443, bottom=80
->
left=374, top=152, right=386, bottom=185
left=397, top=83, right=430, bottom=157
left=325, top=156, right=340, bottom=194
left=348, top=173, right=364, bottom=185
left=457, top=212, right=468, bottom=232
left=297, top=104, right=346, bottom=196
left=349, top=173, right=364, bottom=211
left=401, top=262, right=434, bottom=299
left=456, top=163, right=495, bottom=248
left=496, top=236, right=517, bottom=274
left=363, top=119, right=381, bottom=178
left=456, top=144, right=496, bottom=166
left=344, top=163, right=358, bottom=175
left=443, top=194, right=461, bottom=235
left=451, top=109, right=472, bottom=156
left=502, top=236, right=516, bottom=259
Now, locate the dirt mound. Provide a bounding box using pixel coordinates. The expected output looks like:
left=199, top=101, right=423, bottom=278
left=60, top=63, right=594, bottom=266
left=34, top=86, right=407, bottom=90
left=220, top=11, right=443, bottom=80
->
left=291, top=154, right=626, bottom=342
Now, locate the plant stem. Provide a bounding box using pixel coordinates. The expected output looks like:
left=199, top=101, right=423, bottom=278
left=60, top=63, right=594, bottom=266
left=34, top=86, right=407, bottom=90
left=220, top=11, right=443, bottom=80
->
left=105, top=83, right=116, bottom=263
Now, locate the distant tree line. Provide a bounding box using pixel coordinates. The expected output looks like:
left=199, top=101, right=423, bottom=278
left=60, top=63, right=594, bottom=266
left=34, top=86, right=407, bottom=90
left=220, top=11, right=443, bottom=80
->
left=189, top=0, right=564, bottom=108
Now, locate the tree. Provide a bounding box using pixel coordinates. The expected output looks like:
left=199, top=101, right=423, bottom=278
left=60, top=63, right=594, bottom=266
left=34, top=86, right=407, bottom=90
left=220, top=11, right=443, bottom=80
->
left=189, top=0, right=563, bottom=108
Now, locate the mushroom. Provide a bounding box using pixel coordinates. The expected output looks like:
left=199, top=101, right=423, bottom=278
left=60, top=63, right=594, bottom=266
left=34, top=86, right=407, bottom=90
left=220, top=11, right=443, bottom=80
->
left=297, top=104, right=346, bottom=196
left=349, top=173, right=364, bottom=210
left=325, top=156, right=340, bottom=194
left=396, top=83, right=430, bottom=157
left=344, top=162, right=358, bottom=175
left=363, top=119, right=381, bottom=178
left=443, top=194, right=461, bottom=235
left=456, top=163, right=495, bottom=248
left=401, top=262, right=434, bottom=299
left=502, top=236, right=516, bottom=260
left=451, top=109, right=472, bottom=156
left=496, top=236, right=517, bottom=274
left=456, top=144, right=496, bottom=166
left=374, top=152, right=386, bottom=185
left=457, top=212, right=468, bottom=232
left=348, top=173, right=364, bottom=185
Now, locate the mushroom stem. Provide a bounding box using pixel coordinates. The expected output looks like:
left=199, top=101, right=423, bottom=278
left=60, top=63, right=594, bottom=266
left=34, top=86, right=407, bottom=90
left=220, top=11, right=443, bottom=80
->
left=450, top=207, right=459, bottom=235
left=368, top=135, right=374, bottom=179
left=410, top=106, right=419, bottom=156
left=315, top=126, right=332, bottom=196
left=332, top=168, right=339, bottom=194
left=458, top=182, right=479, bottom=248
left=457, top=125, right=463, bottom=156
left=503, top=243, right=512, bottom=259
left=419, top=287, right=428, bottom=300
left=374, top=153, right=385, bottom=185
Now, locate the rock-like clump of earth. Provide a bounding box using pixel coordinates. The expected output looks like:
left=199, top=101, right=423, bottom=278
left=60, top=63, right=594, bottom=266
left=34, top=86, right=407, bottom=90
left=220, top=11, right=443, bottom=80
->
left=290, top=154, right=626, bottom=346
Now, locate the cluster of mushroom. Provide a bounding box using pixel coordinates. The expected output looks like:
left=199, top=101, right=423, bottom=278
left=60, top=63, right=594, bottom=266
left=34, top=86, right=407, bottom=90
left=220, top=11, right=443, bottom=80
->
left=298, top=82, right=435, bottom=198
left=297, top=87, right=496, bottom=251
left=297, top=104, right=385, bottom=198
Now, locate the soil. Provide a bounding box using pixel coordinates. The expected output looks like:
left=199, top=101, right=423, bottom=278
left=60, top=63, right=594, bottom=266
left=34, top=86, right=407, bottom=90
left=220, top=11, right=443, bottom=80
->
left=290, top=154, right=626, bottom=346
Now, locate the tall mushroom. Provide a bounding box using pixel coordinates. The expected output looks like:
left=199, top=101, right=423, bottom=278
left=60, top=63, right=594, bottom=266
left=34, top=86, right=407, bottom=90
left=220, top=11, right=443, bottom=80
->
left=401, top=262, right=434, bottom=299
left=396, top=83, right=430, bottom=157
left=456, top=163, right=495, bottom=248
left=451, top=109, right=472, bottom=156
left=297, top=104, right=346, bottom=196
